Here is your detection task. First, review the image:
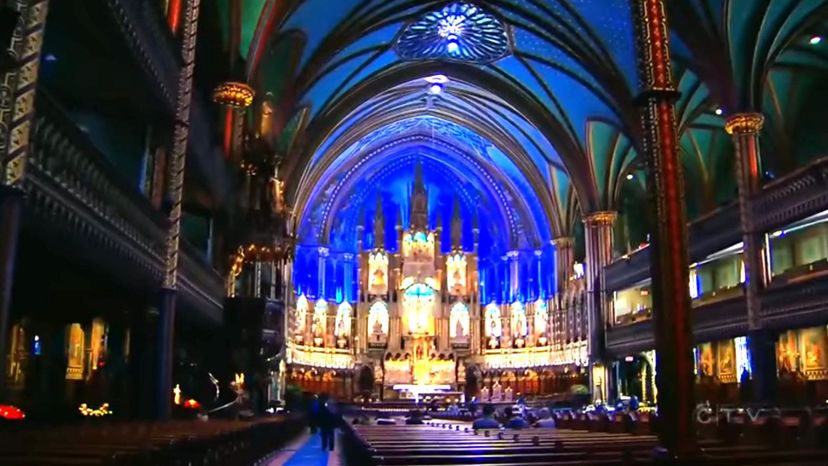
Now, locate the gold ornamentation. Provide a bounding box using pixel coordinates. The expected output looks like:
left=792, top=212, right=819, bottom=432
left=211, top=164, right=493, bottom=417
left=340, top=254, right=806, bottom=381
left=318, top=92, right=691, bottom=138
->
left=552, top=237, right=574, bottom=247
left=212, top=81, right=255, bottom=108
left=1, top=0, right=49, bottom=189
left=725, top=113, right=764, bottom=135
left=583, top=211, right=617, bottom=226
left=163, top=0, right=202, bottom=289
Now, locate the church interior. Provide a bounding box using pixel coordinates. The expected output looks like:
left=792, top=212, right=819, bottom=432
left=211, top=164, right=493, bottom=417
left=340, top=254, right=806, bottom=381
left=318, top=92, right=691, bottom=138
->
left=1, top=0, right=828, bottom=465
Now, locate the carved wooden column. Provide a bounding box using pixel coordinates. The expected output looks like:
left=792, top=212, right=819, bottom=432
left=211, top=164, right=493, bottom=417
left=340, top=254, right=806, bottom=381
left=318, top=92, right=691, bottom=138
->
left=554, top=237, right=574, bottom=292
left=0, top=0, right=49, bottom=399
left=583, top=211, right=616, bottom=362
left=725, top=113, right=776, bottom=402
left=157, top=0, right=201, bottom=420
left=632, top=0, right=696, bottom=459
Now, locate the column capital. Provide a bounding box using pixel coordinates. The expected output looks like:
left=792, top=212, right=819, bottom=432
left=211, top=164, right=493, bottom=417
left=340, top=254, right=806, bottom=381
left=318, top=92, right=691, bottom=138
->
left=552, top=237, right=575, bottom=247
left=506, top=250, right=520, bottom=260
left=725, top=113, right=764, bottom=135
left=582, top=211, right=617, bottom=226
left=317, top=246, right=330, bottom=257
left=342, top=252, right=354, bottom=260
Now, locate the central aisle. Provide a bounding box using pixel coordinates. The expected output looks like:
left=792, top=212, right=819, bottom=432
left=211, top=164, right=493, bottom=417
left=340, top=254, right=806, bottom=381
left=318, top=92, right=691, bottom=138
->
left=267, top=430, right=343, bottom=466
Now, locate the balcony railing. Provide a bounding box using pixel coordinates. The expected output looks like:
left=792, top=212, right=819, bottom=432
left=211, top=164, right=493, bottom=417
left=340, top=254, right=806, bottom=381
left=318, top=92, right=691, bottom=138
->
left=26, top=91, right=223, bottom=322
left=104, top=0, right=180, bottom=109
left=103, top=0, right=231, bottom=203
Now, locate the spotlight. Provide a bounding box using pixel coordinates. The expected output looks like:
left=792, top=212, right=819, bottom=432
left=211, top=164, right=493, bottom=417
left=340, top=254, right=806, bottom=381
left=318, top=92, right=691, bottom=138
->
left=714, top=107, right=724, bottom=116
left=626, top=173, right=634, bottom=181
left=429, top=83, right=443, bottom=95
left=447, top=40, right=459, bottom=54
left=809, top=35, right=822, bottom=45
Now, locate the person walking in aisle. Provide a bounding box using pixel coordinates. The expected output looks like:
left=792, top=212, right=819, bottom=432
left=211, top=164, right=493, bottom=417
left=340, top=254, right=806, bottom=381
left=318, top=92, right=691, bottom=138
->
left=318, top=394, right=340, bottom=451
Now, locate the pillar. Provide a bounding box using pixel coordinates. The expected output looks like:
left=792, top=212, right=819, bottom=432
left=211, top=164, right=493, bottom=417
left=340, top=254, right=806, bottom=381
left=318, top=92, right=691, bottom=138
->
left=156, top=0, right=202, bottom=420
left=583, top=211, right=616, bottom=362
left=343, top=253, right=354, bottom=303
left=0, top=0, right=50, bottom=398
left=533, top=249, right=542, bottom=300
left=725, top=113, right=776, bottom=402
left=553, top=237, right=574, bottom=293
left=507, top=250, right=519, bottom=301
left=317, top=246, right=328, bottom=299
left=632, top=0, right=696, bottom=459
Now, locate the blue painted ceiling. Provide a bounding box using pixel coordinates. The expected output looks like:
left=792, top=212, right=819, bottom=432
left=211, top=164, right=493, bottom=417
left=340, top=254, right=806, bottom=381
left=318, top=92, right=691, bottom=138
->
left=239, top=0, right=828, bottom=256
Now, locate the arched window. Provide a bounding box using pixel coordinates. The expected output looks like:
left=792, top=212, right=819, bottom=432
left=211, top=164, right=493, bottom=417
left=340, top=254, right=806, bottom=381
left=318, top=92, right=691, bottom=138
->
left=335, top=302, right=352, bottom=337
left=449, top=301, right=469, bottom=339
left=511, top=301, right=527, bottom=337
left=312, top=299, right=327, bottom=338
left=368, top=301, right=389, bottom=336
left=295, top=294, right=308, bottom=335
left=485, top=302, right=501, bottom=337
left=534, top=299, right=548, bottom=337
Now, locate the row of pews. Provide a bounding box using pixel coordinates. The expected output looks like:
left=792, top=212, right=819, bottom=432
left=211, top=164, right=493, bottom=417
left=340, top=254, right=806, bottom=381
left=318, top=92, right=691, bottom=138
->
left=343, top=420, right=828, bottom=465
left=553, top=409, right=828, bottom=448
left=0, top=415, right=304, bottom=466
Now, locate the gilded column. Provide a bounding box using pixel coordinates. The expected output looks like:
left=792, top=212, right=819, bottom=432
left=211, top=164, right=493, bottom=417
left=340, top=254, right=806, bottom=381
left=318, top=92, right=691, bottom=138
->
left=725, top=113, right=775, bottom=402
left=583, top=211, right=616, bottom=362
left=157, top=0, right=201, bottom=420
left=633, top=0, right=696, bottom=458
left=0, top=0, right=49, bottom=398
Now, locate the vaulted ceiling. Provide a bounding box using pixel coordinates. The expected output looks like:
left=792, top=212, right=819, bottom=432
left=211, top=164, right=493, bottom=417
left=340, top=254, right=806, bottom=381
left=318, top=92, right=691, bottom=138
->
left=211, top=0, right=828, bottom=253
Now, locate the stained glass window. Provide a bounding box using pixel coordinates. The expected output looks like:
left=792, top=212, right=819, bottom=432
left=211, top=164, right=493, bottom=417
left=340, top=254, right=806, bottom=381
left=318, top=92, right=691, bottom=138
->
left=395, top=3, right=510, bottom=64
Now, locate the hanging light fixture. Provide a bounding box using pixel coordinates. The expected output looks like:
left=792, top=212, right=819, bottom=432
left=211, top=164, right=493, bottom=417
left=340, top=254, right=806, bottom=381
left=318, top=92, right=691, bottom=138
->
left=212, top=81, right=255, bottom=108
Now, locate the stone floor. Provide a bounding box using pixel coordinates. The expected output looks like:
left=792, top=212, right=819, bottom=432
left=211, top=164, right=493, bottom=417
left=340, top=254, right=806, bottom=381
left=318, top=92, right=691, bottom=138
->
left=266, top=429, right=343, bottom=466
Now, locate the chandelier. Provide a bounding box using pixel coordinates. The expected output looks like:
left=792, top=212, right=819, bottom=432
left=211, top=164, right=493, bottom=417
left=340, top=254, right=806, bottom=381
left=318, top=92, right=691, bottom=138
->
left=212, top=81, right=255, bottom=108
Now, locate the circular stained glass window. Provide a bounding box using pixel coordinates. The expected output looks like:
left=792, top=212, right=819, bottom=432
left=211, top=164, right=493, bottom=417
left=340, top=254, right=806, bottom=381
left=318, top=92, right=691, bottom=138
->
left=395, top=3, right=511, bottom=64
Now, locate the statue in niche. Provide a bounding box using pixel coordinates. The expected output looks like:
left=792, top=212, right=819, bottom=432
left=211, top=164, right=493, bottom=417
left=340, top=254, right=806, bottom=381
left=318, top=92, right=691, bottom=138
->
left=372, top=268, right=385, bottom=287
left=312, top=313, right=324, bottom=338
left=492, top=381, right=502, bottom=402
left=455, top=319, right=465, bottom=339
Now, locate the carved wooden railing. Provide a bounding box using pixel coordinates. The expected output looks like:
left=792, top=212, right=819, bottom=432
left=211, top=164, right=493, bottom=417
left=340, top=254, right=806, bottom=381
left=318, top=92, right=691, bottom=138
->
left=606, top=293, right=747, bottom=357
left=753, top=156, right=828, bottom=231
left=761, top=272, right=828, bottom=330
left=25, top=91, right=223, bottom=318
left=102, top=0, right=231, bottom=201
left=606, top=157, right=828, bottom=293
left=104, top=0, right=180, bottom=109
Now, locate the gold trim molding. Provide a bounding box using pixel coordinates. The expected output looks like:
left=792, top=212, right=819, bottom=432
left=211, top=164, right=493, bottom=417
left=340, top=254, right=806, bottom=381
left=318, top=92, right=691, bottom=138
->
left=725, top=113, right=764, bottom=135
left=583, top=211, right=617, bottom=226
left=552, top=237, right=574, bottom=247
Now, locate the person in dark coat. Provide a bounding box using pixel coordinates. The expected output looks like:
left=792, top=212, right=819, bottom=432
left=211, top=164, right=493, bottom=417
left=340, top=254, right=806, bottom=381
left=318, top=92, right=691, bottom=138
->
left=309, top=394, right=320, bottom=433
left=318, top=395, right=340, bottom=451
